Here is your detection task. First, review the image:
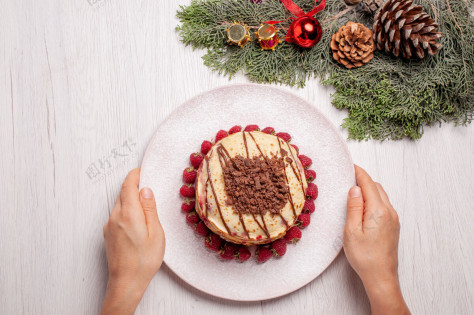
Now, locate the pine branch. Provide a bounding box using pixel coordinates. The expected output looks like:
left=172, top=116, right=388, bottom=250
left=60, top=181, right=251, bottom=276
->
left=176, top=0, right=474, bottom=140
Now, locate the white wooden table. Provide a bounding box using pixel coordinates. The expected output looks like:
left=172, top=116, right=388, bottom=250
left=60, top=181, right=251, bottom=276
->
left=1, top=1, right=473, bottom=314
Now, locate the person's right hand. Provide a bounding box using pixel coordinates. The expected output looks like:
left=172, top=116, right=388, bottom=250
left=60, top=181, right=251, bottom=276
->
left=101, top=169, right=165, bottom=315
left=343, top=165, right=410, bottom=315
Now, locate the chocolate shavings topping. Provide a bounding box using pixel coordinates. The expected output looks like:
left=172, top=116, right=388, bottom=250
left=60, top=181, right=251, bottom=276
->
left=222, top=154, right=289, bottom=215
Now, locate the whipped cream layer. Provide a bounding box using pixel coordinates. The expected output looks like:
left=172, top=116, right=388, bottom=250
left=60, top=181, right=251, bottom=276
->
left=195, top=131, right=308, bottom=245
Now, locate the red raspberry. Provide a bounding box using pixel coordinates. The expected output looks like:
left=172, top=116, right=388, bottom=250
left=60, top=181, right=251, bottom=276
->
left=205, top=233, right=223, bottom=252
left=190, top=152, right=204, bottom=168
left=303, top=200, right=315, bottom=213
left=270, top=239, right=287, bottom=257
left=291, top=144, right=299, bottom=154
left=215, top=130, right=228, bottom=142
left=229, top=125, right=242, bottom=134
left=220, top=243, right=237, bottom=260
left=297, top=213, right=311, bottom=228
left=181, top=199, right=195, bottom=213
left=235, top=246, right=251, bottom=262
left=185, top=211, right=200, bottom=224
left=284, top=226, right=302, bottom=244
left=182, top=167, right=197, bottom=184
left=244, top=124, right=260, bottom=132
left=256, top=246, right=273, bottom=263
left=201, top=141, right=213, bottom=155
left=305, top=169, right=316, bottom=182
left=306, top=183, right=318, bottom=200
left=195, top=221, right=210, bottom=237
left=298, top=155, right=312, bottom=169
left=179, top=184, right=195, bottom=198
left=276, top=132, right=291, bottom=142
left=262, top=127, right=275, bottom=134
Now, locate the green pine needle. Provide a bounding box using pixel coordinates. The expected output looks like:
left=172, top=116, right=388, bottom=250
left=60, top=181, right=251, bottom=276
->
left=176, top=0, right=474, bottom=140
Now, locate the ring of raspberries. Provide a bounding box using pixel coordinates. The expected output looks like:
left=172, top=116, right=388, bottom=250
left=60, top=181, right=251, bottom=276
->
left=179, top=125, right=319, bottom=263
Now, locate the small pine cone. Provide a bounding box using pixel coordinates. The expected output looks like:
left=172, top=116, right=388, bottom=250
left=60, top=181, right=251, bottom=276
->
left=373, top=0, right=443, bottom=59
left=330, top=22, right=375, bottom=69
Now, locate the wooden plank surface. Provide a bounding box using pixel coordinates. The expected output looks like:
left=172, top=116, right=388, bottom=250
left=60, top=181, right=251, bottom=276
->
left=0, top=0, right=473, bottom=314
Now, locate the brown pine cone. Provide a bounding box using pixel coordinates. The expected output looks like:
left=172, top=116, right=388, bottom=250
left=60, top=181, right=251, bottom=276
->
left=373, top=0, right=443, bottom=59
left=330, top=22, right=375, bottom=69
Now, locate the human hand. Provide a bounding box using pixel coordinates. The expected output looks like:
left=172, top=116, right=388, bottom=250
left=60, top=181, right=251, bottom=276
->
left=101, top=168, right=165, bottom=315
left=343, top=165, right=409, bottom=315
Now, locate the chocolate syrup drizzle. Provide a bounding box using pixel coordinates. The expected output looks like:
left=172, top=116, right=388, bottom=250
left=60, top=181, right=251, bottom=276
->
left=205, top=156, right=232, bottom=234
left=215, top=145, right=250, bottom=238
left=204, top=132, right=304, bottom=241
left=285, top=141, right=306, bottom=195
left=277, top=139, right=297, bottom=218
left=243, top=131, right=249, bottom=158
left=252, top=134, right=290, bottom=226
left=245, top=133, right=273, bottom=238
left=241, top=131, right=270, bottom=235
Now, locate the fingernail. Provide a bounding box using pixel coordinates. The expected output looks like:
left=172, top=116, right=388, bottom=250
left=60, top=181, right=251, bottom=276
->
left=141, top=187, right=153, bottom=199
left=349, top=186, right=361, bottom=198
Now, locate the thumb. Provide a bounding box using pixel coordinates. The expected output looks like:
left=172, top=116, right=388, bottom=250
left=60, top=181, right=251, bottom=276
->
left=346, top=186, right=364, bottom=230
left=140, top=187, right=161, bottom=236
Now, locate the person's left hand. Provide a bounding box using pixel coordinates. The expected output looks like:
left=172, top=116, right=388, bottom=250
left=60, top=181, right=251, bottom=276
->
left=101, top=168, right=165, bottom=315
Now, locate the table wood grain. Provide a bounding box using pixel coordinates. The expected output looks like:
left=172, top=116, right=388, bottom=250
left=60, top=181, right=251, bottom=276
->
left=1, top=0, right=473, bottom=314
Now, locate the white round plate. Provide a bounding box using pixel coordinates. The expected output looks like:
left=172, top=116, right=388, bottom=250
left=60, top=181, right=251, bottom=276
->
left=140, top=84, right=355, bottom=301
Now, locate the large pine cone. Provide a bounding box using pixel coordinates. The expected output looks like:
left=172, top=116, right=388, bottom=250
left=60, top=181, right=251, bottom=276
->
left=330, top=22, right=375, bottom=69
left=373, top=0, right=443, bottom=59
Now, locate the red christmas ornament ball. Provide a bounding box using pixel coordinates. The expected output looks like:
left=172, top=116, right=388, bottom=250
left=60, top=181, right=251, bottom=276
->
left=287, top=16, right=322, bottom=48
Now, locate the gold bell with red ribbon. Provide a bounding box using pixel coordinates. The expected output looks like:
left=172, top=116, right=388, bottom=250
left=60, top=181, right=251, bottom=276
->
left=255, top=24, right=281, bottom=50
left=226, top=22, right=251, bottom=48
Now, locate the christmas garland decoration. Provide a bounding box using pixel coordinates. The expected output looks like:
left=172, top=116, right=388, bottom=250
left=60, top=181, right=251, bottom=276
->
left=176, top=0, right=474, bottom=140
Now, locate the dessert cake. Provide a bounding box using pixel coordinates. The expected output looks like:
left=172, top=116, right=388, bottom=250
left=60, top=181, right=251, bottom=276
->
left=195, top=131, right=308, bottom=245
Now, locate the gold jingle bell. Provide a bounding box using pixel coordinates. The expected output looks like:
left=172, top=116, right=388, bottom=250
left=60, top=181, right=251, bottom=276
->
left=255, top=24, right=280, bottom=50
left=227, top=22, right=251, bottom=48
